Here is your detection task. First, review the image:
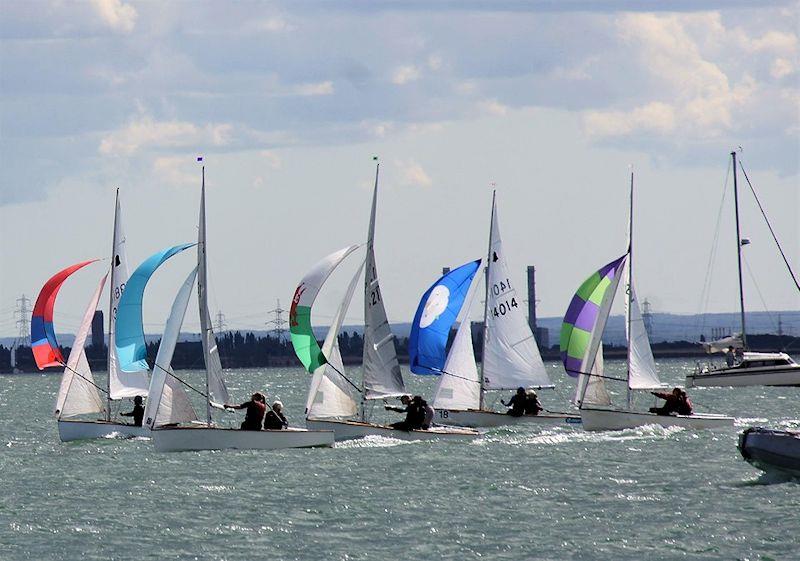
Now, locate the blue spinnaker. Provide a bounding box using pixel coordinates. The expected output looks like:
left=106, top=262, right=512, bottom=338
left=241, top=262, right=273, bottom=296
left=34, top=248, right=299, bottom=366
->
left=409, top=259, right=481, bottom=375
left=115, top=243, right=195, bottom=373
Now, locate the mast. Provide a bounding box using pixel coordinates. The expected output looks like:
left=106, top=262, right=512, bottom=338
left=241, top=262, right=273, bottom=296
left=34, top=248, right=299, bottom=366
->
left=361, top=158, right=379, bottom=422
left=199, top=164, right=212, bottom=424
left=479, top=190, right=496, bottom=411
left=105, top=188, right=120, bottom=421
left=731, top=151, right=748, bottom=349
left=625, top=171, right=634, bottom=410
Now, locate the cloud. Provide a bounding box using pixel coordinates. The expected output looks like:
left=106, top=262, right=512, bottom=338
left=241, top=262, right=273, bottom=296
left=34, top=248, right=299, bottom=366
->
left=395, top=159, right=432, bottom=187
left=392, top=65, right=421, bottom=85
left=585, top=102, right=676, bottom=137
left=293, top=81, right=335, bottom=96
left=90, top=0, right=137, bottom=33
left=99, top=117, right=234, bottom=156
left=152, top=156, right=197, bottom=187
left=479, top=99, right=509, bottom=116
left=260, top=150, right=282, bottom=170
left=252, top=16, right=296, bottom=33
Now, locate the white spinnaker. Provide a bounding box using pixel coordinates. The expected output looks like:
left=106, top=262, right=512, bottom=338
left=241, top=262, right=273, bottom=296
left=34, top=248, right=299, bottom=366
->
left=482, top=200, right=551, bottom=390
left=581, top=344, right=611, bottom=406
left=55, top=274, right=108, bottom=419
left=625, top=274, right=663, bottom=390
left=362, top=169, right=405, bottom=399
left=306, top=260, right=364, bottom=419
left=108, top=194, right=149, bottom=399
left=144, top=268, right=199, bottom=428
left=198, top=181, right=229, bottom=405
left=574, top=256, right=627, bottom=406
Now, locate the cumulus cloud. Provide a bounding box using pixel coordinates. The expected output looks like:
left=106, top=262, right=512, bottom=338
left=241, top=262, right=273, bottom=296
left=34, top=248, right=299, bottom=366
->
left=252, top=16, right=296, bottom=33
left=392, top=65, right=421, bottom=85
left=99, top=117, right=234, bottom=156
left=90, top=0, right=137, bottom=33
left=395, top=159, right=432, bottom=188
left=152, top=156, right=197, bottom=187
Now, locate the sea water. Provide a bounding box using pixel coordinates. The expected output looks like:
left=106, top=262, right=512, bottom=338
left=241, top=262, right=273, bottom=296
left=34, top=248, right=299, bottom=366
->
left=1, top=358, right=797, bottom=561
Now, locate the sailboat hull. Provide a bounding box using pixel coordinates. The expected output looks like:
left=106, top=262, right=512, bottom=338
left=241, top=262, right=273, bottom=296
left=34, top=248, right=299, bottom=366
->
left=151, top=426, right=334, bottom=452
left=738, top=427, right=800, bottom=478
left=434, top=409, right=581, bottom=428
left=580, top=407, right=734, bottom=432
left=57, top=419, right=149, bottom=442
left=306, top=418, right=479, bottom=442
left=686, top=365, right=800, bottom=388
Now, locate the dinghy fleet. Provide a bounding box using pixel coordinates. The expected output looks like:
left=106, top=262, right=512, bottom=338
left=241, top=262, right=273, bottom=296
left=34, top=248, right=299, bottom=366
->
left=30, top=153, right=797, bottom=469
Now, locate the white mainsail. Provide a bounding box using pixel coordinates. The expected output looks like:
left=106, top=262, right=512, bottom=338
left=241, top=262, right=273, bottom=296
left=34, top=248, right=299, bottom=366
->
left=197, top=178, right=229, bottom=406
left=362, top=165, right=405, bottom=399
left=432, top=318, right=481, bottom=411
left=55, top=275, right=108, bottom=419
left=482, top=197, right=551, bottom=390
left=306, top=260, right=364, bottom=419
left=108, top=192, right=149, bottom=399
left=625, top=274, right=663, bottom=390
left=144, top=268, right=199, bottom=428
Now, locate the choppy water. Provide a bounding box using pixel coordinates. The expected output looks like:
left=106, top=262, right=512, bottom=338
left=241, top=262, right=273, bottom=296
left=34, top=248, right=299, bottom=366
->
left=1, top=358, right=798, bottom=561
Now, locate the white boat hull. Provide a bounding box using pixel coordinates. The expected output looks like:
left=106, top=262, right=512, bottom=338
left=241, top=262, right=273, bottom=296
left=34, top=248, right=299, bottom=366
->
left=580, top=407, right=734, bottom=432
left=686, top=365, right=800, bottom=388
left=57, top=419, right=150, bottom=442
left=305, top=418, right=479, bottom=442
left=151, top=426, right=335, bottom=452
left=738, top=427, right=800, bottom=478
left=434, top=408, right=581, bottom=428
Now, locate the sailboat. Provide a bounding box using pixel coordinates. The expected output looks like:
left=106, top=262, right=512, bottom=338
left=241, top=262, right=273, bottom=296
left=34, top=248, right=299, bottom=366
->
left=148, top=163, right=334, bottom=451
left=34, top=260, right=115, bottom=440
left=291, top=161, right=478, bottom=441
left=56, top=192, right=158, bottom=441
left=411, top=192, right=580, bottom=428
left=561, top=172, right=734, bottom=431
left=686, top=151, right=800, bottom=388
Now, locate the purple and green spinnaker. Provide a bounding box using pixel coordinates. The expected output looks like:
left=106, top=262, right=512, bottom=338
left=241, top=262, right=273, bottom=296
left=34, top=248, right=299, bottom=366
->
left=560, top=254, right=627, bottom=377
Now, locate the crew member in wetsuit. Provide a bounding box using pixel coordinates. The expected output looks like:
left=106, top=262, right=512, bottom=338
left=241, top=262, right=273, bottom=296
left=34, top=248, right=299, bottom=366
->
left=386, top=395, right=423, bottom=431
left=421, top=398, right=435, bottom=429
left=264, top=400, right=288, bottom=430
left=226, top=392, right=267, bottom=430
left=677, top=390, right=693, bottom=415
left=120, top=395, right=145, bottom=427
left=649, top=387, right=682, bottom=415
left=725, top=346, right=736, bottom=367
left=524, top=390, right=543, bottom=416
left=501, top=387, right=527, bottom=417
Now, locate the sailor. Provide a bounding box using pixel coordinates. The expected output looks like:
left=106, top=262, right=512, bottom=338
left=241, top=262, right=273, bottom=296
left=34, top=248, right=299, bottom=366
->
left=677, top=390, right=694, bottom=416
left=501, top=387, right=527, bottom=417
left=649, top=387, right=682, bottom=415
left=421, top=398, right=435, bottom=429
left=225, top=392, right=267, bottom=430
left=386, top=395, right=423, bottom=431
left=120, top=395, right=145, bottom=427
left=264, top=400, right=288, bottom=430
left=725, top=346, right=736, bottom=367
left=523, top=390, right=543, bottom=416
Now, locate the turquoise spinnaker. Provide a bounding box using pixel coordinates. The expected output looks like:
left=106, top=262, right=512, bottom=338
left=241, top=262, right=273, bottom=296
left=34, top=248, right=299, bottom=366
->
left=115, top=243, right=195, bottom=373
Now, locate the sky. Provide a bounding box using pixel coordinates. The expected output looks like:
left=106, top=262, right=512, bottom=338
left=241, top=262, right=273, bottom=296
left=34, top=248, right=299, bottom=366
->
left=0, top=0, right=798, bottom=339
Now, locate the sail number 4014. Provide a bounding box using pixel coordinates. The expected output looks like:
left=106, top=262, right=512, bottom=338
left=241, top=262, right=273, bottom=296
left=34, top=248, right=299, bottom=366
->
left=492, top=298, right=518, bottom=317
